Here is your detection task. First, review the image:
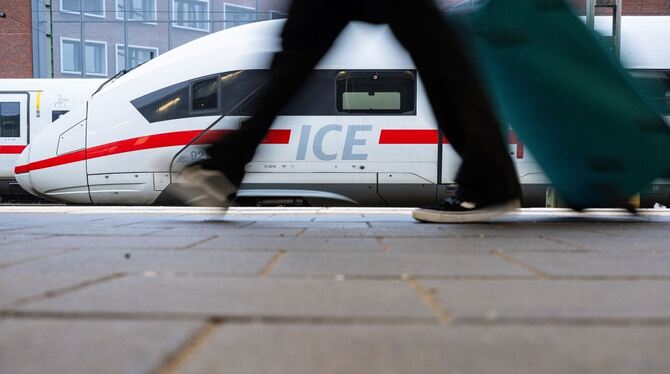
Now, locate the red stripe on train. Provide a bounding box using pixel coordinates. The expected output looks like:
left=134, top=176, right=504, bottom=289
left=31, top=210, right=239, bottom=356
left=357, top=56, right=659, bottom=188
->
left=508, top=130, right=524, bottom=159
left=0, top=145, right=27, bottom=154
left=15, top=127, right=521, bottom=174
left=379, top=129, right=524, bottom=159
left=14, top=129, right=291, bottom=174
left=379, top=129, right=440, bottom=144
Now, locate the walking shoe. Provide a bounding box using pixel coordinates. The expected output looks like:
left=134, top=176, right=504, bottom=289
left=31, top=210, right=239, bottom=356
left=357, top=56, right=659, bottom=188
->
left=172, top=164, right=238, bottom=208
left=412, top=196, right=520, bottom=223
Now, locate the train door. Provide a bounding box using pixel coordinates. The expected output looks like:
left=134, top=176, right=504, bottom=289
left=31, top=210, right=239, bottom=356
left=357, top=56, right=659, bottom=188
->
left=0, top=93, right=29, bottom=177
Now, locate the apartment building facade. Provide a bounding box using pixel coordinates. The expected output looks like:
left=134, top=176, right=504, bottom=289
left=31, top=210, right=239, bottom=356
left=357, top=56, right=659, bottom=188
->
left=0, top=0, right=34, bottom=78
left=4, top=0, right=670, bottom=78
left=32, top=0, right=290, bottom=78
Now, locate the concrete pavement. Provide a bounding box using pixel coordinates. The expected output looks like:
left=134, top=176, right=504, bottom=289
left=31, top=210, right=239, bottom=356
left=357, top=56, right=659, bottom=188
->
left=2, top=206, right=670, bottom=373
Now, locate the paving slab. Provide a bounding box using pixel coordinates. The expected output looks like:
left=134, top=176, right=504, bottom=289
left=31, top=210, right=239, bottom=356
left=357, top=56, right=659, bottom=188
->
left=493, top=209, right=667, bottom=223
left=177, top=325, right=670, bottom=374
left=0, top=273, right=114, bottom=307
left=4, top=225, right=175, bottom=237
left=565, top=222, right=670, bottom=239
left=423, top=280, right=670, bottom=320
left=19, top=276, right=434, bottom=319
left=195, top=236, right=384, bottom=252
left=368, top=221, right=612, bottom=238
left=0, top=234, right=52, bottom=245
left=0, top=247, right=72, bottom=269
left=0, top=319, right=202, bottom=374
left=300, top=225, right=451, bottom=238
left=511, top=252, right=670, bottom=277
left=550, top=235, right=670, bottom=252
left=181, top=324, right=670, bottom=374
left=271, top=251, right=533, bottom=277
left=246, top=221, right=372, bottom=230
left=1, top=235, right=214, bottom=251
left=0, top=213, right=116, bottom=228
left=1, top=249, right=275, bottom=276
left=384, top=236, right=581, bottom=253
left=2, top=207, right=670, bottom=374
left=150, top=227, right=307, bottom=238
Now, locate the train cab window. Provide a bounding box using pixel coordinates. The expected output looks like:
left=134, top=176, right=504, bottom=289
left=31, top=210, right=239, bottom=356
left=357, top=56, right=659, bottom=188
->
left=336, top=71, right=416, bottom=114
left=0, top=102, right=20, bottom=138
left=52, top=110, right=69, bottom=122
left=192, top=76, right=219, bottom=111
left=131, top=81, right=190, bottom=123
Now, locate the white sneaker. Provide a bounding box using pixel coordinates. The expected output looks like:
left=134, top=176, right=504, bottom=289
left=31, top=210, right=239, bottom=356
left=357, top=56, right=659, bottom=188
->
left=413, top=197, right=520, bottom=223
left=173, top=164, right=237, bottom=208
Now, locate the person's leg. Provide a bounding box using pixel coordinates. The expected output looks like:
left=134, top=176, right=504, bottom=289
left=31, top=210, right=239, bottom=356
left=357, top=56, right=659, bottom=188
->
left=385, top=0, right=521, bottom=207
left=204, top=0, right=349, bottom=187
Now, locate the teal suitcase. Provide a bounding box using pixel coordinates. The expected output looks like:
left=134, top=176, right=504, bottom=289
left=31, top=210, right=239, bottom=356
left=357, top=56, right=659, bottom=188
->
left=454, top=0, right=670, bottom=208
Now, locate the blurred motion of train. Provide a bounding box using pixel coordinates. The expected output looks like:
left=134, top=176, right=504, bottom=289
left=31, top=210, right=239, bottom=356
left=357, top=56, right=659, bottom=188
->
left=0, top=79, right=103, bottom=199
left=10, top=16, right=670, bottom=207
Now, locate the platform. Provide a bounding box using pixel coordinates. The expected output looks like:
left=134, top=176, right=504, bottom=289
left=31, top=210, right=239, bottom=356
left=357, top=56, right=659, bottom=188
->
left=2, top=206, right=670, bottom=373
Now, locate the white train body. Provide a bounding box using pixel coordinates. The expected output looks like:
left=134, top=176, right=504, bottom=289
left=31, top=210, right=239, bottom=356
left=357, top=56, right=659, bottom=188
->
left=0, top=79, right=103, bottom=183
left=14, top=17, right=670, bottom=206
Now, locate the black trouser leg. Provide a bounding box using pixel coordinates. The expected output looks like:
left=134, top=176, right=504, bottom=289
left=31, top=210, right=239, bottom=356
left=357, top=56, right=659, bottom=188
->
left=206, top=0, right=347, bottom=186
left=386, top=0, right=521, bottom=204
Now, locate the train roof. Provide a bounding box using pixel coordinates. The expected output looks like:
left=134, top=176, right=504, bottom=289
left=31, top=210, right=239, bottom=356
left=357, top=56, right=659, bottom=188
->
left=92, top=16, right=669, bottom=99
left=95, top=20, right=416, bottom=99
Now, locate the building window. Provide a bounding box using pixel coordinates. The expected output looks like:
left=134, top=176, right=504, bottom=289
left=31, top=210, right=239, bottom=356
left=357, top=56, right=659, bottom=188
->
left=116, top=44, right=158, bottom=72
left=173, top=0, right=210, bottom=32
left=61, top=0, right=105, bottom=18
left=223, top=3, right=255, bottom=29
left=116, top=0, right=157, bottom=22
left=61, top=38, right=108, bottom=76
left=0, top=102, right=21, bottom=138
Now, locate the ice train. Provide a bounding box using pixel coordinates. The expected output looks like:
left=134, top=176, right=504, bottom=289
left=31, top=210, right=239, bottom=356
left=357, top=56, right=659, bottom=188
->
left=14, top=17, right=670, bottom=206
left=0, top=79, right=103, bottom=198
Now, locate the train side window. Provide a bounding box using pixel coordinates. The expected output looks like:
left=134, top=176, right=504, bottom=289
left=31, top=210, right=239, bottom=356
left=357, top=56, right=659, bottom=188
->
left=0, top=102, right=20, bottom=138
left=220, top=70, right=269, bottom=116
left=336, top=71, right=416, bottom=114
left=52, top=110, right=69, bottom=122
left=192, top=76, right=219, bottom=112
left=282, top=70, right=338, bottom=115
left=630, top=70, right=670, bottom=115
left=220, top=70, right=336, bottom=116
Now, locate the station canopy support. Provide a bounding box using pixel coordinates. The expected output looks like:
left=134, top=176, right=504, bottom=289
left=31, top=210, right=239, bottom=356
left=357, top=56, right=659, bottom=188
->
left=586, top=0, right=623, bottom=60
